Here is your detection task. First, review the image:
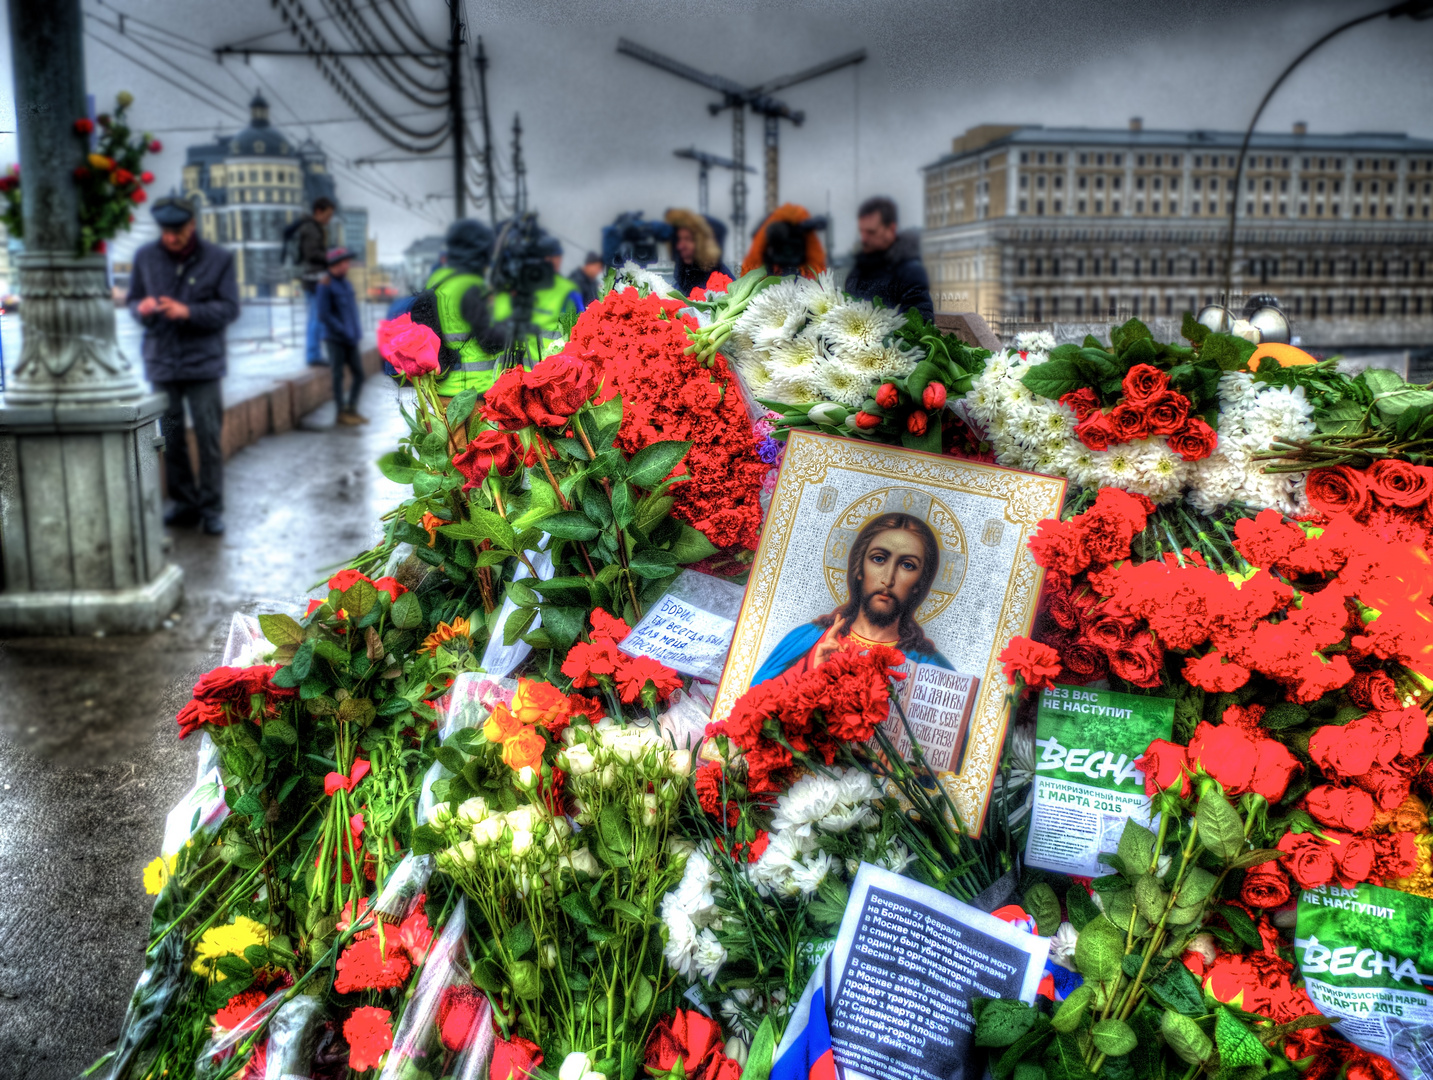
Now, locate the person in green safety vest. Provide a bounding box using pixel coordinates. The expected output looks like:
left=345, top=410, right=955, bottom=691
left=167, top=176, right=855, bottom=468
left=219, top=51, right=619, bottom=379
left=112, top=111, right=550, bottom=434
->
left=513, top=234, right=584, bottom=367
left=409, top=219, right=511, bottom=398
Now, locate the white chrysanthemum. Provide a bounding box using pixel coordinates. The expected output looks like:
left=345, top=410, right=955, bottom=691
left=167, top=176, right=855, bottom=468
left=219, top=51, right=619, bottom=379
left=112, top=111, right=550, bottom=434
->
left=1218, top=371, right=1259, bottom=411
left=834, top=769, right=883, bottom=806
left=1129, top=440, right=1188, bottom=504
left=813, top=358, right=872, bottom=408
left=1185, top=450, right=1245, bottom=516
left=770, top=774, right=843, bottom=837
left=661, top=905, right=699, bottom=976
left=747, top=830, right=816, bottom=897
left=733, top=356, right=776, bottom=396
left=1055, top=443, right=1099, bottom=490
left=1049, top=922, right=1079, bottom=969
left=876, top=841, right=916, bottom=875
left=803, top=271, right=844, bottom=318
left=740, top=279, right=808, bottom=348
left=766, top=329, right=824, bottom=371
left=613, top=261, right=673, bottom=298
left=767, top=369, right=825, bottom=406
left=1091, top=443, right=1139, bottom=487
left=1014, top=330, right=1057, bottom=354
left=816, top=300, right=904, bottom=352
left=693, top=928, right=727, bottom=981
left=838, top=343, right=917, bottom=380
left=721, top=328, right=756, bottom=367
left=788, top=850, right=835, bottom=896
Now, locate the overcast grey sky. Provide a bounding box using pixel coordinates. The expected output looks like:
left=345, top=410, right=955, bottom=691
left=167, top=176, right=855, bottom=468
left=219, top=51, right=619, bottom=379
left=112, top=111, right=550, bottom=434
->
left=1, top=0, right=1430, bottom=268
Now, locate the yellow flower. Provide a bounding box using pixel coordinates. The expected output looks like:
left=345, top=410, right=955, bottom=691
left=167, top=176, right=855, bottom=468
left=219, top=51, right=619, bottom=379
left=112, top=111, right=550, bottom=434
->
left=192, top=916, right=270, bottom=979
left=422, top=616, right=471, bottom=656
left=87, top=153, right=114, bottom=172
left=142, top=853, right=177, bottom=896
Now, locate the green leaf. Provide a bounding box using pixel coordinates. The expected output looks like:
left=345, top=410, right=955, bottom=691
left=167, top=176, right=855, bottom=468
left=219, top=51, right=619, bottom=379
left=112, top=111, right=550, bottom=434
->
left=409, top=823, right=446, bottom=856
left=1146, top=957, right=1206, bottom=1018
left=1375, top=386, right=1433, bottom=422
left=259, top=612, right=306, bottom=646
left=1196, top=789, right=1246, bottom=863
left=507, top=580, right=539, bottom=608
left=626, top=440, right=691, bottom=490
left=469, top=505, right=517, bottom=550
left=1314, top=400, right=1366, bottom=436
left=628, top=548, right=680, bottom=579
left=287, top=639, right=315, bottom=681
left=1181, top=312, right=1210, bottom=345
left=505, top=921, right=535, bottom=960
left=581, top=485, right=614, bottom=529
left=1178, top=865, right=1217, bottom=907
left=994, top=1018, right=1054, bottom=1080
left=974, top=999, right=1038, bottom=1048
left=341, top=580, right=379, bottom=619
left=542, top=511, right=602, bottom=541
left=630, top=972, right=654, bottom=1017
left=1214, top=1007, right=1269, bottom=1068
left=1160, top=1009, right=1212, bottom=1065
left=263, top=719, right=298, bottom=746
left=390, top=592, right=423, bottom=630
left=1074, top=915, right=1123, bottom=982
left=1024, top=883, right=1061, bottom=937
left=1198, top=332, right=1257, bottom=372
left=599, top=801, right=632, bottom=856
left=610, top=479, right=635, bottom=531
left=472, top=957, right=506, bottom=994
left=503, top=606, right=537, bottom=646
left=1043, top=1032, right=1092, bottom=1080
left=377, top=451, right=420, bottom=484
left=1117, top=820, right=1157, bottom=876
left=1019, top=359, right=1085, bottom=400
left=1133, top=873, right=1168, bottom=923
left=1090, top=1019, right=1136, bottom=1057
left=740, top=1016, right=777, bottom=1080
left=670, top=523, right=719, bottom=565
left=1051, top=985, right=1092, bottom=1034
left=559, top=890, right=601, bottom=927
left=540, top=606, right=588, bottom=651
left=633, top=495, right=676, bottom=536
left=1109, top=317, right=1152, bottom=354
left=1066, top=886, right=1100, bottom=932
left=1223, top=903, right=1262, bottom=949
left=436, top=746, right=466, bottom=773
left=1231, top=847, right=1284, bottom=870
left=445, top=387, right=480, bottom=428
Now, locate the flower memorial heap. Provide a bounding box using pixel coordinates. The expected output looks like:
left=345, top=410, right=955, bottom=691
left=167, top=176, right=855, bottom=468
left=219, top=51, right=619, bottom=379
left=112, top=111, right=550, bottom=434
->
left=99, top=266, right=1433, bottom=1080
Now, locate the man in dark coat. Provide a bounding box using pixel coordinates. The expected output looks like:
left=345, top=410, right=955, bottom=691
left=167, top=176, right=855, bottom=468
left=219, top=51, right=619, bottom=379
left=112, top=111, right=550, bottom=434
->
left=293, top=196, right=335, bottom=365
left=128, top=196, right=240, bottom=535
left=569, top=250, right=605, bottom=307
left=316, top=246, right=366, bottom=425
left=844, top=196, right=934, bottom=321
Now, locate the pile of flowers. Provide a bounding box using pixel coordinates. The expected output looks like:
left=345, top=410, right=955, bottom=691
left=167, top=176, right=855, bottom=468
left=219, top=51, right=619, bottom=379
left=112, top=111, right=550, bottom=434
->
left=1, top=91, right=161, bottom=254
left=961, top=324, right=1314, bottom=511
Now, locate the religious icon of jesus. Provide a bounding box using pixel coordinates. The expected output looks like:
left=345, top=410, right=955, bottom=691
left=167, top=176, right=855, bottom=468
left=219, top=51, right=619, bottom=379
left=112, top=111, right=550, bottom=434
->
left=748, top=511, right=955, bottom=689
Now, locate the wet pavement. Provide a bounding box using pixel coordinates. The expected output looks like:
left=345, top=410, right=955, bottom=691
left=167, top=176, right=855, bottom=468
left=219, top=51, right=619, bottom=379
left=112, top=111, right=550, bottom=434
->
left=0, top=379, right=409, bottom=1079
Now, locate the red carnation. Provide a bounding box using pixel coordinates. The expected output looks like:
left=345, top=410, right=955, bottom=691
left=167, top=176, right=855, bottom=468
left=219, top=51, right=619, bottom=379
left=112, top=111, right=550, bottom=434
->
left=1028, top=517, right=1091, bottom=575
left=343, top=1006, right=393, bottom=1073
left=695, top=761, right=739, bottom=825
left=334, top=936, right=412, bottom=993
left=998, top=636, right=1062, bottom=694
left=1166, top=417, right=1218, bottom=462
left=1182, top=650, right=1251, bottom=692
left=1121, top=363, right=1170, bottom=405
left=213, top=989, right=268, bottom=1032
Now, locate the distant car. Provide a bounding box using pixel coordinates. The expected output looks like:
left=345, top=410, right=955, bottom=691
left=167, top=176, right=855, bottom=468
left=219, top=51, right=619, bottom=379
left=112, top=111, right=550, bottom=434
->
left=368, top=284, right=397, bottom=302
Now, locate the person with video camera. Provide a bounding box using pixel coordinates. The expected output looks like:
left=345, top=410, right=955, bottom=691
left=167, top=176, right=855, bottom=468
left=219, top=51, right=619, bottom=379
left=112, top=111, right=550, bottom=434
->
left=665, top=208, right=732, bottom=295
left=844, top=196, right=934, bottom=320
left=741, top=203, right=827, bottom=279
left=410, top=219, right=511, bottom=400
left=520, top=234, right=585, bottom=364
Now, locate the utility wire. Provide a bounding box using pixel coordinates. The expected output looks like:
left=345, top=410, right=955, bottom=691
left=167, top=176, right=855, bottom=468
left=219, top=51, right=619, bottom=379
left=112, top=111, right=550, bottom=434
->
left=315, top=0, right=449, bottom=105
left=84, top=28, right=248, bottom=121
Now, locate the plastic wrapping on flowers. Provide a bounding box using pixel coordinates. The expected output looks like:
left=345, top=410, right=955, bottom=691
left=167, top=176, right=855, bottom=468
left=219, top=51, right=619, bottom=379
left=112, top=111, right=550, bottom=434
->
left=92, top=274, right=1432, bottom=1080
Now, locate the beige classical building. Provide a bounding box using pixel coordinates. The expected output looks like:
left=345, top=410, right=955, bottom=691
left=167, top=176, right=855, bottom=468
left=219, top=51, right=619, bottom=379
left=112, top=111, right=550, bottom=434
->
left=921, top=121, right=1433, bottom=347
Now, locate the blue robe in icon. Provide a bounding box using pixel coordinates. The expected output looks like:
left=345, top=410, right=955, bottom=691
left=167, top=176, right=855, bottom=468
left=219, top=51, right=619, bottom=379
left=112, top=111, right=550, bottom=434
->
left=750, top=621, right=954, bottom=689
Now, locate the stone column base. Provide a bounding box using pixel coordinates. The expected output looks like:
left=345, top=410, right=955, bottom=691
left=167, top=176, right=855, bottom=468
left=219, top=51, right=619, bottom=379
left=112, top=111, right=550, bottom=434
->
left=0, top=561, right=183, bottom=635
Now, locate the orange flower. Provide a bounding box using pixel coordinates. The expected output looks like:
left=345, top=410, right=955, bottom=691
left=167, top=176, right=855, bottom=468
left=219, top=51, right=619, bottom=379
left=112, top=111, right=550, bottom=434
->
left=501, top=727, right=546, bottom=771
left=483, top=702, right=522, bottom=744
left=420, top=512, right=444, bottom=545
left=510, top=679, right=570, bottom=729
left=422, top=617, right=471, bottom=656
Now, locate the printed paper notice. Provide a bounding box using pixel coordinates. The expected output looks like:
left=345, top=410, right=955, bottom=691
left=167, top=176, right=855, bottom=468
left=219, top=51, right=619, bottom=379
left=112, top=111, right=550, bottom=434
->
left=826, top=864, right=1049, bottom=1080
left=1023, top=683, right=1174, bottom=878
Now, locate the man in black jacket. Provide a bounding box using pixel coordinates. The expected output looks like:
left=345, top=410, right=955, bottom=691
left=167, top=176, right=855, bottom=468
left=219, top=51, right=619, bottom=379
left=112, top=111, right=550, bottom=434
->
left=128, top=196, right=240, bottom=535
left=293, top=196, right=335, bottom=365
left=844, top=196, right=934, bottom=321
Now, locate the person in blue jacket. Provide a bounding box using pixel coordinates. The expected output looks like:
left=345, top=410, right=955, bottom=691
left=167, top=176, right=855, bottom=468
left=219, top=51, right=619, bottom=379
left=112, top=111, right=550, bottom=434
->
left=316, top=247, right=366, bottom=425
left=750, top=512, right=953, bottom=689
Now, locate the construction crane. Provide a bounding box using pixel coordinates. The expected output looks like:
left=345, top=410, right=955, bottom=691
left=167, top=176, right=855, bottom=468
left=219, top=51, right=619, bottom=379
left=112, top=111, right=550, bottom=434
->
left=673, top=147, right=755, bottom=216
left=617, top=39, right=865, bottom=248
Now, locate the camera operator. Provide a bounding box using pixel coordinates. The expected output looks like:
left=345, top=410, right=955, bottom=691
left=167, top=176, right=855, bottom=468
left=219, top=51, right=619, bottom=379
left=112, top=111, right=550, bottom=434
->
left=741, top=203, right=827, bottom=279
left=665, top=208, right=732, bottom=294
left=518, top=234, right=585, bottom=364
left=411, top=219, right=511, bottom=399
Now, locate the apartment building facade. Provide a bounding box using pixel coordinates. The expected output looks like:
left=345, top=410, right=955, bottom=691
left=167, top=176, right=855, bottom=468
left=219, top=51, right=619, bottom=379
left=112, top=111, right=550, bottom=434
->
left=921, top=121, right=1433, bottom=346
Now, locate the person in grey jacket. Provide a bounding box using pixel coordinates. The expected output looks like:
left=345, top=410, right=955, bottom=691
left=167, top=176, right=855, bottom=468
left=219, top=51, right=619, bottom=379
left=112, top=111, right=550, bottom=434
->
left=127, top=196, right=240, bottom=535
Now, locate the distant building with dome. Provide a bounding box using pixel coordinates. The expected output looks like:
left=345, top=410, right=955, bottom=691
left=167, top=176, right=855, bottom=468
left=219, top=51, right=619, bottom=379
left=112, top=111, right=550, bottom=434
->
left=182, top=93, right=373, bottom=300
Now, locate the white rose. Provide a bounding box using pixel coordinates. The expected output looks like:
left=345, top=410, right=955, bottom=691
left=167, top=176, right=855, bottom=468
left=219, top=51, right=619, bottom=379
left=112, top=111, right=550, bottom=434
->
left=430, top=803, right=454, bottom=828
left=516, top=766, right=538, bottom=790
left=505, top=805, right=538, bottom=833
left=668, top=748, right=693, bottom=777
left=457, top=839, right=478, bottom=867
left=510, top=830, right=535, bottom=856
left=559, top=1052, right=591, bottom=1080
left=641, top=792, right=660, bottom=828
left=455, top=797, right=489, bottom=826
left=599, top=763, right=618, bottom=789
left=472, top=816, right=505, bottom=846
left=560, top=744, right=597, bottom=776
left=563, top=846, right=602, bottom=877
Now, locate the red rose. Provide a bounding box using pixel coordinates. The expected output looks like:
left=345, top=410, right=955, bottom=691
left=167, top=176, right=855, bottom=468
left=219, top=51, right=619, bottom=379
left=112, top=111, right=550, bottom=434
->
left=329, top=568, right=372, bottom=592
left=1366, top=459, right=1433, bottom=509
left=523, top=354, right=599, bottom=426
left=489, top=1035, right=542, bottom=1080
left=1121, top=363, right=1171, bottom=405
left=1083, top=606, right=1139, bottom=650
left=1144, top=391, right=1191, bottom=437
left=645, top=1009, right=724, bottom=1078
left=922, top=381, right=947, bottom=410
left=875, top=382, right=899, bottom=409
left=906, top=409, right=929, bottom=436
left=1347, top=670, right=1401, bottom=712
left=436, top=985, right=486, bottom=1052
left=140, top=170, right=154, bottom=184
left=1028, top=517, right=1091, bottom=575
left=1374, top=831, right=1419, bottom=880
left=1108, top=401, right=1150, bottom=442
left=1306, top=466, right=1371, bottom=518
left=480, top=368, right=531, bottom=430
left=451, top=425, right=521, bottom=483
left=1166, top=417, right=1218, bottom=462
left=853, top=411, right=881, bottom=430
left=148, top=139, right=163, bottom=152
left=130, top=189, right=147, bottom=204
left=997, top=636, right=1062, bottom=694
left=1109, top=631, right=1164, bottom=688
left=74, top=117, right=94, bottom=135
left=1075, top=409, right=1117, bottom=451
left=1240, top=861, right=1292, bottom=908
left=1276, top=831, right=1337, bottom=889
left=1136, top=738, right=1190, bottom=797
left=1250, top=740, right=1300, bottom=802
left=112, top=168, right=135, bottom=185
left=1188, top=720, right=1256, bottom=793
left=1309, top=721, right=1378, bottom=779
left=1059, top=388, right=1100, bottom=420
left=376, top=313, right=440, bottom=379
left=1329, top=831, right=1377, bottom=887
left=1350, top=759, right=1416, bottom=810
left=1304, top=785, right=1376, bottom=833
left=1058, top=636, right=1109, bottom=684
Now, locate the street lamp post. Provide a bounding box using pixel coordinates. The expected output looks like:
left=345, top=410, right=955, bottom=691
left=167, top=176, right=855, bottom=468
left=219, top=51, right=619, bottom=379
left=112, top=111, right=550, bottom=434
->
left=0, top=0, right=182, bottom=634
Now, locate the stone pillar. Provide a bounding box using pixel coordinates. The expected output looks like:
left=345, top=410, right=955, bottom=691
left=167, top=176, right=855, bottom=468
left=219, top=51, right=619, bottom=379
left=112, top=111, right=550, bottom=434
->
left=0, top=0, right=182, bottom=634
